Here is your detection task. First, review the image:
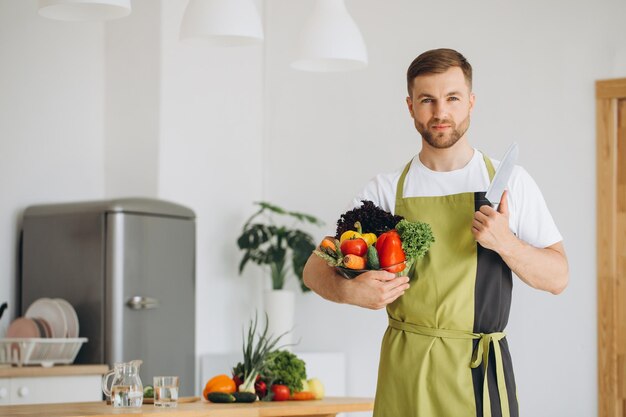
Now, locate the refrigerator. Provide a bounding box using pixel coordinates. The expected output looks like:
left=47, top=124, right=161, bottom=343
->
left=19, top=198, right=196, bottom=396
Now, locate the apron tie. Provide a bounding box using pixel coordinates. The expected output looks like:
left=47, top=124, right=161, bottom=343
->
left=388, top=317, right=510, bottom=417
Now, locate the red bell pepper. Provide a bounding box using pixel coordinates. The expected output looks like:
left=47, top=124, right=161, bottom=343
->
left=376, top=230, right=406, bottom=273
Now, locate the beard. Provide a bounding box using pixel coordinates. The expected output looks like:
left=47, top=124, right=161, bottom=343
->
left=416, top=114, right=471, bottom=149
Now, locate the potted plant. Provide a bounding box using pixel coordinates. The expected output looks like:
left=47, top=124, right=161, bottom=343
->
left=237, top=201, right=322, bottom=344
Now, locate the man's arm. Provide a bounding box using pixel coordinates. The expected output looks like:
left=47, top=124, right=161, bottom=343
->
left=472, top=191, right=569, bottom=295
left=303, top=254, right=411, bottom=310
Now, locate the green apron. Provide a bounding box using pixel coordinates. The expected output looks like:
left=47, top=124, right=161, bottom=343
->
left=373, top=154, right=519, bottom=417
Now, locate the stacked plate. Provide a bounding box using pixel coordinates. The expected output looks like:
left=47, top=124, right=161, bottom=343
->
left=6, top=298, right=79, bottom=339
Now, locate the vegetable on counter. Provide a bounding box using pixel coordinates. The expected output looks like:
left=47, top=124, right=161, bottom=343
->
left=207, top=392, right=236, bottom=403
left=271, top=384, right=290, bottom=401
left=290, top=391, right=315, bottom=401
left=143, top=385, right=154, bottom=398
left=203, top=374, right=236, bottom=400
left=232, top=367, right=268, bottom=399
left=265, top=350, right=307, bottom=395
left=234, top=314, right=285, bottom=396
left=232, top=392, right=257, bottom=403
left=307, top=378, right=325, bottom=400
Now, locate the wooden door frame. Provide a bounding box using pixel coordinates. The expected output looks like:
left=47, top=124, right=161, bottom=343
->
left=597, top=78, right=626, bottom=417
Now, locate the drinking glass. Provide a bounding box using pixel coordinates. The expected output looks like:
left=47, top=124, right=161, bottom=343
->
left=153, top=376, right=179, bottom=407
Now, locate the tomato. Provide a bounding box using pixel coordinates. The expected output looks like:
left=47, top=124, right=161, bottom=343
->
left=271, top=384, right=290, bottom=401
left=340, top=237, right=368, bottom=257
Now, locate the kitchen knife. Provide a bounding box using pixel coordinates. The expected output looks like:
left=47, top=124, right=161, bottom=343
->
left=485, top=142, right=519, bottom=208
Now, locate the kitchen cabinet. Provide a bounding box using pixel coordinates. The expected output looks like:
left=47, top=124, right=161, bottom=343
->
left=0, top=365, right=107, bottom=405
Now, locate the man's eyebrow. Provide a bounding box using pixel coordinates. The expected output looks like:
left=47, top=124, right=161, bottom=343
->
left=416, top=91, right=464, bottom=99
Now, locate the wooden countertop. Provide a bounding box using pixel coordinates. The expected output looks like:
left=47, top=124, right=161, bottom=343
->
left=0, top=397, right=374, bottom=417
left=0, top=364, right=109, bottom=378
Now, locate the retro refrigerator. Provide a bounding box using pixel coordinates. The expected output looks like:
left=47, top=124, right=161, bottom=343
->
left=20, top=198, right=196, bottom=396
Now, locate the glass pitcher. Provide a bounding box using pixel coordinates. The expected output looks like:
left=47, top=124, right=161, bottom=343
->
left=102, top=360, right=144, bottom=408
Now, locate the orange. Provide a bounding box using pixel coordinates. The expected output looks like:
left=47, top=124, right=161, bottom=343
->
left=203, top=374, right=236, bottom=399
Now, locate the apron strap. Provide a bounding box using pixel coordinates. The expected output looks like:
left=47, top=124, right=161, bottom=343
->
left=482, top=152, right=496, bottom=182
left=389, top=317, right=510, bottom=417
left=395, top=160, right=413, bottom=206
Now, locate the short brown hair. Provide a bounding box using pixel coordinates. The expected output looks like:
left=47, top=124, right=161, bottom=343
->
left=406, top=48, right=472, bottom=96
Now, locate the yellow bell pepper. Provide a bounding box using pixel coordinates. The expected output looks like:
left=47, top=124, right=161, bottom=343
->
left=340, top=230, right=361, bottom=243
left=339, top=222, right=377, bottom=246
left=361, top=232, right=377, bottom=247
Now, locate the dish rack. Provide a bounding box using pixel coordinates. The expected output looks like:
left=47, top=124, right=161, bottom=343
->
left=0, top=337, right=87, bottom=367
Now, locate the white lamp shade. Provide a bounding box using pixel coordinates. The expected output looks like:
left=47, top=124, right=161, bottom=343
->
left=38, top=0, right=131, bottom=21
left=291, top=0, right=368, bottom=72
left=180, top=0, right=263, bottom=47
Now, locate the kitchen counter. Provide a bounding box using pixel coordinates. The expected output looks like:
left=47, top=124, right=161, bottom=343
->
left=0, top=397, right=374, bottom=416
left=0, top=364, right=108, bottom=378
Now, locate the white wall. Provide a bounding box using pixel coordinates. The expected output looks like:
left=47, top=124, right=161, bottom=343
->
left=104, top=0, right=160, bottom=197
left=0, top=1, right=105, bottom=331
left=157, top=0, right=265, bottom=370
left=265, top=0, right=626, bottom=416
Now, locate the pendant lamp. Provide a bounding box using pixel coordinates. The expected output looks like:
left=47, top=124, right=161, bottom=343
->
left=38, top=0, right=131, bottom=21
left=180, top=0, right=263, bottom=46
left=291, top=0, right=368, bottom=72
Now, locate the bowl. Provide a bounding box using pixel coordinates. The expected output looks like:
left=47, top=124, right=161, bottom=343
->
left=335, top=260, right=409, bottom=280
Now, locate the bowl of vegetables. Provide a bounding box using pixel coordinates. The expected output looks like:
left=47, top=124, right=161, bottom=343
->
left=314, top=201, right=435, bottom=279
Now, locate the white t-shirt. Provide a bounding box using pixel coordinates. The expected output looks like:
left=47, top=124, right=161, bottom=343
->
left=351, top=149, right=562, bottom=249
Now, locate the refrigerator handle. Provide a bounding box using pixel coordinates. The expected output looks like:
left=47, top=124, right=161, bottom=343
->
left=126, top=296, right=159, bottom=310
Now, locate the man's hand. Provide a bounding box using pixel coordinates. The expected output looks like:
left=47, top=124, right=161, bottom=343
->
left=302, top=254, right=410, bottom=308
left=472, top=190, right=515, bottom=252
left=346, top=271, right=410, bottom=310
left=470, top=190, right=569, bottom=295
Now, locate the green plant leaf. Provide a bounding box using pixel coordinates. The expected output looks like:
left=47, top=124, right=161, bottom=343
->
left=237, top=224, right=271, bottom=250
left=237, top=201, right=321, bottom=291
left=256, top=201, right=287, bottom=215
left=286, top=210, right=323, bottom=226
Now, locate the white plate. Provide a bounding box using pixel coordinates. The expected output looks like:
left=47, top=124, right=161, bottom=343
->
left=25, top=298, right=67, bottom=338
left=53, top=298, right=79, bottom=338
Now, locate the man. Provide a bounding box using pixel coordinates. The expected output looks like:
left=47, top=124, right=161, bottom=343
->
left=302, top=48, right=569, bottom=417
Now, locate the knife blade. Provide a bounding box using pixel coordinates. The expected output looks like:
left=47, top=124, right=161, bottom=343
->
left=485, top=142, right=519, bottom=208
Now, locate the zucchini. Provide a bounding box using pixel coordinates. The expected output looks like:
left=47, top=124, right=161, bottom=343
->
left=233, top=392, right=257, bottom=403
left=207, top=392, right=236, bottom=403
left=366, top=245, right=380, bottom=270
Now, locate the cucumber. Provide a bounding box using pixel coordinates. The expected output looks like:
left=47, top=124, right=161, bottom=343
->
left=366, top=245, right=380, bottom=270
left=233, top=392, right=257, bottom=403
left=207, top=392, right=236, bottom=403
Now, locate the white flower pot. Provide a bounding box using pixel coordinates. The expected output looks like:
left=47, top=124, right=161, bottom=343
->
left=262, top=289, right=294, bottom=349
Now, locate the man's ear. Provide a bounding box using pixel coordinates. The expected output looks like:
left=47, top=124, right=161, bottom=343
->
left=469, top=93, right=476, bottom=113
left=406, top=96, right=414, bottom=117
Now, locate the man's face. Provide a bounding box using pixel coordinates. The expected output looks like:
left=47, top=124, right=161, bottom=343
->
left=406, top=67, right=475, bottom=149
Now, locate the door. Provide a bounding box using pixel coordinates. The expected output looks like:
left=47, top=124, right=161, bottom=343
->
left=106, top=212, right=196, bottom=397
left=597, top=78, right=626, bottom=417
